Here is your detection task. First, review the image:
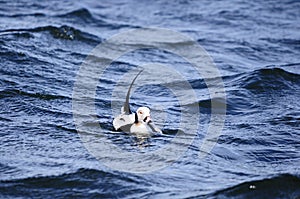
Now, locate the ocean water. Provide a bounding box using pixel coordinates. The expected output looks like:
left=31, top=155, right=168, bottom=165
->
left=1, top=0, right=300, bottom=198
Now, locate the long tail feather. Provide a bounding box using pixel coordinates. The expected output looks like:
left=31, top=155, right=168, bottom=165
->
left=123, top=69, right=143, bottom=114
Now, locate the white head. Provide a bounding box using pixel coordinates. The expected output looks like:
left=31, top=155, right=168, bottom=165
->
left=136, top=107, right=151, bottom=123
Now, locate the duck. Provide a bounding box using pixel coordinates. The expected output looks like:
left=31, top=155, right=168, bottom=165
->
left=113, top=70, right=162, bottom=136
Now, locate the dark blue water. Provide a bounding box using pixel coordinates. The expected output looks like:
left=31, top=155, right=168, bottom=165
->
left=1, top=0, right=300, bottom=198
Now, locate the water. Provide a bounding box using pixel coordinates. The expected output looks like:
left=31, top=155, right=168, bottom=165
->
left=1, top=0, right=300, bottom=198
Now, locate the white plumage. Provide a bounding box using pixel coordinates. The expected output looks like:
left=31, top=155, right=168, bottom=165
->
left=112, top=70, right=162, bottom=136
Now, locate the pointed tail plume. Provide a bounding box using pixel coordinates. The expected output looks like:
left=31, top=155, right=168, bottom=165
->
left=123, top=69, right=143, bottom=114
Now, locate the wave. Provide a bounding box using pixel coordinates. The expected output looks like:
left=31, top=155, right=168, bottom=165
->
left=1, top=170, right=299, bottom=198
left=175, top=66, right=299, bottom=115
left=0, top=25, right=101, bottom=43
left=270, top=112, right=300, bottom=127
left=225, top=67, right=300, bottom=114
left=238, top=67, right=300, bottom=92
left=56, top=8, right=104, bottom=27
left=0, top=88, right=69, bottom=101
left=0, top=12, right=46, bottom=18
left=57, top=8, right=94, bottom=20
left=211, top=174, right=300, bottom=199
left=0, top=168, right=148, bottom=198
left=56, top=8, right=139, bottom=30
left=197, top=96, right=257, bottom=115
left=161, top=66, right=299, bottom=93
left=261, top=38, right=300, bottom=49
left=0, top=87, right=72, bottom=119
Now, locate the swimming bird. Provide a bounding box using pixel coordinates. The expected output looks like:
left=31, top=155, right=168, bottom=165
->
left=113, top=70, right=162, bottom=136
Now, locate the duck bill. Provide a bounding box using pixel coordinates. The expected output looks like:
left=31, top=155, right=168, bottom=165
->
left=143, top=116, right=151, bottom=123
